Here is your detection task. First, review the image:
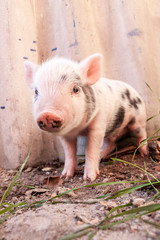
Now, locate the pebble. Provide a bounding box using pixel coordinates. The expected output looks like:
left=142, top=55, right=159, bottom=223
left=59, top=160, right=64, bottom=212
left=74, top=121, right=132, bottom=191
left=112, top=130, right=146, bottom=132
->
left=99, top=206, right=105, bottom=211
left=42, top=167, right=52, bottom=172
left=51, top=192, right=57, bottom=198
left=139, top=173, right=144, bottom=178
left=90, top=218, right=99, bottom=225
left=130, top=224, right=138, bottom=232
left=4, top=177, right=11, bottom=182
left=38, top=176, right=45, bottom=183
left=78, top=177, right=83, bottom=182
left=8, top=170, right=17, bottom=175
left=12, top=186, right=18, bottom=192
left=100, top=200, right=117, bottom=209
left=102, top=178, right=109, bottom=183
left=108, top=173, right=114, bottom=176
left=77, top=220, right=83, bottom=225
left=19, top=196, right=25, bottom=201
left=12, top=197, right=19, bottom=204
left=154, top=212, right=160, bottom=221
left=116, top=173, right=125, bottom=180
left=108, top=177, right=115, bottom=182
left=65, top=190, right=77, bottom=198
left=16, top=209, right=23, bottom=215
left=56, top=187, right=78, bottom=198
left=103, top=187, right=110, bottom=194
left=25, top=195, right=32, bottom=201
left=133, top=198, right=145, bottom=207
left=24, top=167, right=32, bottom=173
left=103, top=168, right=108, bottom=172
left=75, top=215, right=98, bottom=225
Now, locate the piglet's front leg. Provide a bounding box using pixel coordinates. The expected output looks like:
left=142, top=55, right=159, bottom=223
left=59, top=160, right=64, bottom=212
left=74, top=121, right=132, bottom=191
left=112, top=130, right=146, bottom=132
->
left=60, top=137, right=77, bottom=179
left=84, top=130, right=104, bottom=181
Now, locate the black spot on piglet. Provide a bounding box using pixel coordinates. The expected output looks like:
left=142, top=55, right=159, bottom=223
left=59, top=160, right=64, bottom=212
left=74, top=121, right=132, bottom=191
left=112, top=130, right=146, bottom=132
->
left=114, top=106, right=125, bottom=128
left=125, top=89, right=142, bottom=110
left=60, top=74, right=68, bottom=83
left=106, top=106, right=125, bottom=136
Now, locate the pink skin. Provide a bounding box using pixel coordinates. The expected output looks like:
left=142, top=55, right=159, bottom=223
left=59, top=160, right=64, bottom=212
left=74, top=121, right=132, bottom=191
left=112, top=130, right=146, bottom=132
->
left=128, top=121, right=149, bottom=156
left=84, top=130, right=102, bottom=181
left=135, top=130, right=149, bottom=157
left=24, top=54, right=148, bottom=182
left=60, top=137, right=77, bottom=178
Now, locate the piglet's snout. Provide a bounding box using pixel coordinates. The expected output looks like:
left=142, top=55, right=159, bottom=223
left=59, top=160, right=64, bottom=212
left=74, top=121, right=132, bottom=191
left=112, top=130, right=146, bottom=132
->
left=37, top=112, right=63, bottom=131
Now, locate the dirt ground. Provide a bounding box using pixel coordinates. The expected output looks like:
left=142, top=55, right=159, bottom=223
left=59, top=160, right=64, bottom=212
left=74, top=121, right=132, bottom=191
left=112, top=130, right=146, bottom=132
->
left=0, top=141, right=160, bottom=240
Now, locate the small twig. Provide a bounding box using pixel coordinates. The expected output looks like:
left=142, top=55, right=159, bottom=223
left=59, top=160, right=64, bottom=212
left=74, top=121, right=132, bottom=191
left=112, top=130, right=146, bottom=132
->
left=102, top=146, right=136, bottom=160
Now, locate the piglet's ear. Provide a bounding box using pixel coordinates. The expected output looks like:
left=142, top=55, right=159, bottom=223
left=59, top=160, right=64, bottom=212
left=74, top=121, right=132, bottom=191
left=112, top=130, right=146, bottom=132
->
left=79, top=53, right=102, bottom=85
left=24, top=61, right=39, bottom=88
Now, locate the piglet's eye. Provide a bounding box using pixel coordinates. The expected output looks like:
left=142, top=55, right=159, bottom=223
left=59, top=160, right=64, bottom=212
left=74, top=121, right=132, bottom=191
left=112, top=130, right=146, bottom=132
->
left=35, top=89, right=38, bottom=96
left=72, top=86, right=80, bottom=94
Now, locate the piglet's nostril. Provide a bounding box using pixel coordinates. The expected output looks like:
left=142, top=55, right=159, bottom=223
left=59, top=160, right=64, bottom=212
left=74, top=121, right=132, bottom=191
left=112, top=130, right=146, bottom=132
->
left=39, top=121, right=46, bottom=129
left=51, top=120, right=62, bottom=128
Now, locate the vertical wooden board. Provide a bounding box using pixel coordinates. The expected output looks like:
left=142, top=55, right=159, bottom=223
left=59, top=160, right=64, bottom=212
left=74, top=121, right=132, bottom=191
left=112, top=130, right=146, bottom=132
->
left=0, top=0, right=57, bottom=169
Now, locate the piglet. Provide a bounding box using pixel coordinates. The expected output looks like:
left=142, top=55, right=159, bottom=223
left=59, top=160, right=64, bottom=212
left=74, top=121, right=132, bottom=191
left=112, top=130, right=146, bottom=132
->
left=24, top=54, right=148, bottom=181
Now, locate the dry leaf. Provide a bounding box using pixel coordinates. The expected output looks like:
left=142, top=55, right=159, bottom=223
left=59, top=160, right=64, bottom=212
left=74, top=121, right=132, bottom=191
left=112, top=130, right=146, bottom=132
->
left=25, top=188, right=49, bottom=196
left=42, top=176, right=63, bottom=189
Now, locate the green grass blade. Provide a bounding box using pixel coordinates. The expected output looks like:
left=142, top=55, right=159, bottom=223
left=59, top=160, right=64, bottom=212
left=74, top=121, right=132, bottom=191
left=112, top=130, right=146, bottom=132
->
left=147, top=113, right=160, bottom=122
left=99, top=203, right=132, bottom=226
left=132, top=128, right=160, bottom=161
left=0, top=210, right=17, bottom=225
left=87, top=231, right=97, bottom=240
left=144, top=162, right=160, bottom=194
left=61, top=203, right=160, bottom=238
left=141, top=218, right=160, bottom=229
left=144, top=82, right=160, bottom=104
left=99, top=203, right=160, bottom=230
left=99, top=214, right=137, bottom=230
left=0, top=202, right=27, bottom=215
left=105, top=181, right=160, bottom=200
left=144, top=82, right=153, bottom=92
left=60, top=228, right=92, bottom=240
left=1, top=202, right=14, bottom=207
left=108, top=203, right=160, bottom=220
left=138, top=129, right=160, bottom=148
left=0, top=147, right=31, bottom=204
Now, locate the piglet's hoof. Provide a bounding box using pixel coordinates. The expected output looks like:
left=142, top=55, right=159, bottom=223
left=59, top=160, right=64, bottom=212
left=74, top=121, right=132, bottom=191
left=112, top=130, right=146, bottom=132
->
left=83, top=167, right=99, bottom=182
left=139, top=144, right=149, bottom=157
left=61, top=168, right=75, bottom=179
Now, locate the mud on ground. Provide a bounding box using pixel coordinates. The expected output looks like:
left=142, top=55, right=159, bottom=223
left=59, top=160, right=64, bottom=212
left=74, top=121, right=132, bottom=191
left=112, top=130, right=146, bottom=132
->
left=0, top=141, right=160, bottom=240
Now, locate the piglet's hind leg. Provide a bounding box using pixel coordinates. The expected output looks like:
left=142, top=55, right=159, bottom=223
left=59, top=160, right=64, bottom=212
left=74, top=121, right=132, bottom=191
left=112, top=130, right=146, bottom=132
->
left=100, top=139, right=116, bottom=159
left=129, top=123, right=148, bottom=157
left=137, top=132, right=148, bottom=157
